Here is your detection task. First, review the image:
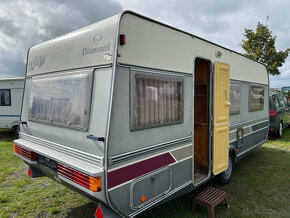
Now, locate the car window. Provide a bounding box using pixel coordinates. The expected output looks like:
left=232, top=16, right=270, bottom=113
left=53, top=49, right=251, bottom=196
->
left=278, top=95, right=286, bottom=108
left=273, top=96, right=280, bottom=109
left=283, top=97, right=289, bottom=107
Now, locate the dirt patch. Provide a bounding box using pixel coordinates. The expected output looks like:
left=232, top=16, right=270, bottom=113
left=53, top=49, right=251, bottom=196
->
left=0, top=131, right=15, bottom=141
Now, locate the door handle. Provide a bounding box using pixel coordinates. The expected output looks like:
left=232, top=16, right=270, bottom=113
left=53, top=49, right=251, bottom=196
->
left=225, top=102, right=231, bottom=107
left=87, top=134, right=105, bottom=141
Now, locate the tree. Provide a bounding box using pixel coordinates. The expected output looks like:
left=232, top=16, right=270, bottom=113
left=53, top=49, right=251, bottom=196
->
left=241, top=22, right=290, bottom=75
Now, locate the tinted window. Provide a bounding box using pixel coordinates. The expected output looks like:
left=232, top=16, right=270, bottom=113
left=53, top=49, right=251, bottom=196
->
left=278, top=95, right=286, bottom=108
left=273, top=96, right=280, bottom=109
left=0, top=89, right=11, bottom=106
left=133, top=72, right=183, bottom=129
left=283, top=97, right=289, bottom=107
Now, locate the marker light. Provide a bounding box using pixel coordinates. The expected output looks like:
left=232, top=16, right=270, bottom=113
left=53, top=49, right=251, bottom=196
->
left=58, top=163, right=101, bottom=192
left=14, top=143, right=37, bottom=161
left=269, top=110, right=277, bottom=117
left=95, top=204, right=104, bottom=218
left=90, top=177, right=102, bottom=192
left=28, top=167, right=32, bottom=177
left=120, top=34, right=126, bottom=45
left=141, top=195, right=147, bottom=202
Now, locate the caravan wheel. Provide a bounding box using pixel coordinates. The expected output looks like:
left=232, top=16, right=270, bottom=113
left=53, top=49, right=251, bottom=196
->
left=217, top=153, right=234, bottom=185
left=276, top=121, right=283, bottom=138
left=13, top=126, right=19, bottom=139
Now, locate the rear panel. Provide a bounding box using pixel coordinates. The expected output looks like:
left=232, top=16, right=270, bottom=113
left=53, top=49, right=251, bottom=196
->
left=14, top=14, right=120, bottom=204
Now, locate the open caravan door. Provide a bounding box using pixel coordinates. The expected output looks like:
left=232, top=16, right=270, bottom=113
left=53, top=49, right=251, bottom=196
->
left=213, top=62, right=230, bottom=175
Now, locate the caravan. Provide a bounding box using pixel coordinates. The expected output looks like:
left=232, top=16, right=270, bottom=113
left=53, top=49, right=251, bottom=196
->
left=14, top=11, right=269, bottom=217
left=0, top=77, right=24, bottom=137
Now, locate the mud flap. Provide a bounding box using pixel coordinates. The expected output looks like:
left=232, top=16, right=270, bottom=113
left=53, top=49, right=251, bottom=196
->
left=95, top=203, right=120, bottom=218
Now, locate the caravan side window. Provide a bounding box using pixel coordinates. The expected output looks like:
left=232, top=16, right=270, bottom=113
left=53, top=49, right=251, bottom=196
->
left=132, top=72, right=183, bottom=130
left=229, top=83, right=241, bottom=115
left=249, top=85, right=264, bottom=111
left=0, top=89, right=11, bottom=106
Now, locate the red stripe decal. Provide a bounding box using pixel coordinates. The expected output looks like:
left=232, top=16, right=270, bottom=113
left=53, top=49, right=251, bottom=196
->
left=108, top=152, right=175, bottom=189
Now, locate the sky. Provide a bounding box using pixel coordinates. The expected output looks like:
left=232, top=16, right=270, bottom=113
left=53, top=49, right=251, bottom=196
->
left=0, top=0, right=289, bottom=88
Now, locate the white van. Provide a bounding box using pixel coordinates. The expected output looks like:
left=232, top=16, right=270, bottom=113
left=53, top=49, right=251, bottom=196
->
left=14, top=11, right=268, bottom=217
left=0, top=77, right=24, bottom=137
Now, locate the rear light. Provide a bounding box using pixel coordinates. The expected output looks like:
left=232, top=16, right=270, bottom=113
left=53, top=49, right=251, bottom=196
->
left=58, top=163, right=101, bottom=192
left=269, top=129, right=274, bottom=131
left=14, top=143, right=37, bottom=161
left=269, top=110, right=277, bottom=117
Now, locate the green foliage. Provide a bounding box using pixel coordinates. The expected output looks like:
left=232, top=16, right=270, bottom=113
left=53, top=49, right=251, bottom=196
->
left=242, top=22, right=290, bottom=75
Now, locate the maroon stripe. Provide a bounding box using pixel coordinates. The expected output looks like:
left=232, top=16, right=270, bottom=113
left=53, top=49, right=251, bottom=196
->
left=108, top=152, right=175, bottom=189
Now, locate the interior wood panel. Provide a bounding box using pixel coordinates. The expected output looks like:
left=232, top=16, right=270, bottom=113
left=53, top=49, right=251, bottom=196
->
left=194, top=58, right=210, bottom=182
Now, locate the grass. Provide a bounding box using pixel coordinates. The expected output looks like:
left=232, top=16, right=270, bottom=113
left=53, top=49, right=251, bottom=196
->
left=0, top=129, right=289, bottom=217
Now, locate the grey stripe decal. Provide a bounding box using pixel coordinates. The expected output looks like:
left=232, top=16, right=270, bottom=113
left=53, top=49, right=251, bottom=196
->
left=111, top=136, right=192, bottom=164
left=230, top=117, right=268, bottom=130
left=251, top=121, right=269, bottom=132
left=171, top=145, right=192, bottom=161
left=229, top=119, right=268, bottom=143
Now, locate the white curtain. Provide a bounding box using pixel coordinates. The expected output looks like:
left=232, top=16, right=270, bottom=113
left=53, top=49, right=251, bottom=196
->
left=134, top=75, right=183, bottom=127
left=0, top=90, right=11, bottom=106
left=29, top=71, right=92, bottom=128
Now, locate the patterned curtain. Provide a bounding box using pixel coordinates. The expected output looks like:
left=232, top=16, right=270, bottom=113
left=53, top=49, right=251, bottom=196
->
left=134, top=75, right=183, bottom=127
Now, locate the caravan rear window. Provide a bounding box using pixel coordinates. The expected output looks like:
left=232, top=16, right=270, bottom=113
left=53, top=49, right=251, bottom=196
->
left=28, top=70, right=93, bottom=129
left=132, top=72, right=183, bottom=130
left=0, top=89, right=11, bottom=106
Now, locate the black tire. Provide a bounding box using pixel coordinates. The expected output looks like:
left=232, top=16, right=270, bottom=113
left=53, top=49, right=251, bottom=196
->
left=13, top=125, right=19, bottom=138
left=216, top=152, right=234, bottom=185
left=276, top=121, right=283, bottom=138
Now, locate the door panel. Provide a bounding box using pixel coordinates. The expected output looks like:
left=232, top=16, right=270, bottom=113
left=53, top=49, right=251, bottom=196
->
left=213, top=62, right=230, bottom=175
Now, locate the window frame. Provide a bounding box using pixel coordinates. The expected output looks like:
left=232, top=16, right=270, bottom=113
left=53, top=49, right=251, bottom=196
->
left=249, top=84, right=265, bottom=112
left=272, top=95, right=280, bottom=110
left=0, top=89, right=11, bottom=106
left=277, top=94, right=286, bottom=108
left=130, top=70, right=184, bottom=131
left=229, top=82, right=241, bottom=115
left=28, top=69, right=94, bottom=130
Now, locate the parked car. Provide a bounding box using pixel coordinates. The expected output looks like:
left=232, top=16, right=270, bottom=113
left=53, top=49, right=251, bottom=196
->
left=269, top=92, right=290, bottom=137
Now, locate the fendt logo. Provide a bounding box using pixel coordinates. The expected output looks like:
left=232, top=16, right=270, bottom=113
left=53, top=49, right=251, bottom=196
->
left=93, top=35, right=102, bottom=45
left=28, top=55, right=46, bottom=71
left=82, top=34, right=110, bottom=56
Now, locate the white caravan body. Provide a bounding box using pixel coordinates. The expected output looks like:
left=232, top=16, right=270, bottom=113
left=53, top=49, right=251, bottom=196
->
left=0, top=77, right=24, bottom=131
left=14, top=11, right=268, bottom=217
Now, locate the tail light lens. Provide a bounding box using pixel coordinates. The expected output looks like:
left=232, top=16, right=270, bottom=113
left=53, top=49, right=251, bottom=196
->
left=14, top=144, right=37, bottom=161
left=269, top=110, right=277, bottom=117
left=58, top=163, right=101, bottom=192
